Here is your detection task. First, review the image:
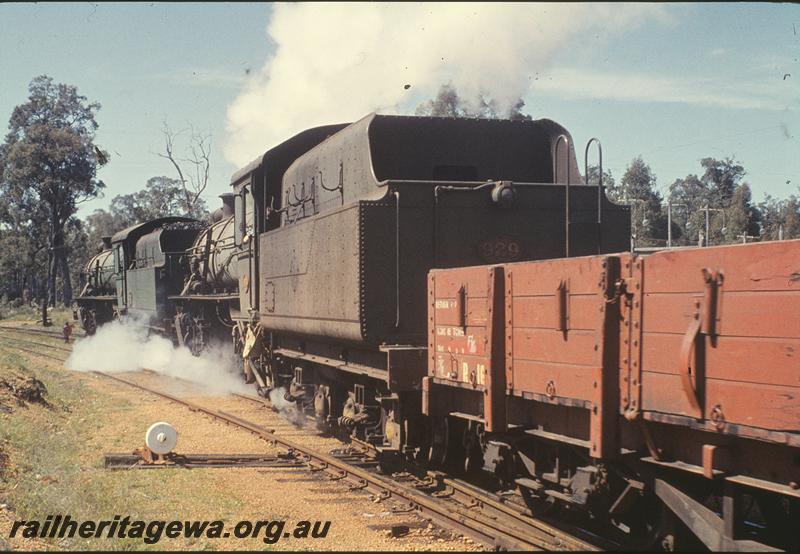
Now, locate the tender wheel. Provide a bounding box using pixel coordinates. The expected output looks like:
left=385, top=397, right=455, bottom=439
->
left=381, top=408, right=402, bottom=450
left=313, top=385, right=332, bottom=433
left=520, top=485, right=556, bottom=517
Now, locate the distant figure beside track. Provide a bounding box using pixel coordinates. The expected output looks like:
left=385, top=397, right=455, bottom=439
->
left=62, top=321, right=73, bottom=344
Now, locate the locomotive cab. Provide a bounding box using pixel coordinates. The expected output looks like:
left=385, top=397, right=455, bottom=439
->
left=110, top=217, right=204, bottom=332
left=228, top=123, right=350, bottom=323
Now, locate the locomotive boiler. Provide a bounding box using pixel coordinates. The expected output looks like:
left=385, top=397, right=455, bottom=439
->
left=74, top=204, right=242, bottom=345
left=184, top=194, right=240, bottom=291
left=170, top=195, right=240, bottom=353
left=73, top=236, right=116, bottom=334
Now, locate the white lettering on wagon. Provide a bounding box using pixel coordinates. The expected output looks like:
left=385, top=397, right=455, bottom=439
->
left=435, top=354, right=445, bottom=376
left=477, top=363, right=486, bottom=386
left=436, top=326, right=465, bottom=337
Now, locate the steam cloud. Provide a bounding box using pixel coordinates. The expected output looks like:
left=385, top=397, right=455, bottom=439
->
left=268, top=387, right=306, bottom=428
left=65, top=317, right=251, bottom=395
left=224, top=2, right=670, bottom=166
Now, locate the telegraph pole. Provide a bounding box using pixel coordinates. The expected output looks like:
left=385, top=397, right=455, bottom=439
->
left=703, top=205, right=726, bottom=247
left=626, top=197, right=647, bottom=251
left=668, top=203, right=673, bottom=248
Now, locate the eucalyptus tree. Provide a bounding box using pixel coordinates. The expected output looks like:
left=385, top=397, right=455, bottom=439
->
left=0, top=75, right=107, bottom=306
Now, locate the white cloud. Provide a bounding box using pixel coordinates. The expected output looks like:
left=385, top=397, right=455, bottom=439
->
left=531, top=67, right=799, bottom=111
left=222, top=2, right=670, bottom=167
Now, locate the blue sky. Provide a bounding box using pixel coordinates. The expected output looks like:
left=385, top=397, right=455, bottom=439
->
left=0, top=3, right=797, bottom=218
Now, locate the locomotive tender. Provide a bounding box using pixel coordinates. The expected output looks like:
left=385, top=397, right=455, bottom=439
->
left=75, top=113, right=799, bottom=550
left=226, top=113, right=629, bottom=454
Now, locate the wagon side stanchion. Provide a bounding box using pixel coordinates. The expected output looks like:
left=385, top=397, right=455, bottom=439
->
left=554, top=134, right=571, bottom=257
left=584, top=137, right=603, bottom=254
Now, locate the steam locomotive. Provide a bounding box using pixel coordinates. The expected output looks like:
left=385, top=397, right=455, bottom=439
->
left=74, top=114, right=800, bottom=551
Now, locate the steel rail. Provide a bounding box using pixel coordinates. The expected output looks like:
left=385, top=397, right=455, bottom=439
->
left=93, top=370, right=596, bottom=551
left=104, top=452, right=306, bottom=470
left=155, top=375, right=609, bottom=549
left=0, top=332, right=72, bottom=353
left=233, top=388, right=603, bottom=546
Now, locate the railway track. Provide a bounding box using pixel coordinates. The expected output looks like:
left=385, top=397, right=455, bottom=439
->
left=0, top=326, right=74, bottom=361
left=2, top=325, right=609, bottom=551
left=0, top=333, right=72, bottom=353
left=0, top=324, right=83, bottom=339
left=0, top=339, right=70, bottom=362
left=94, top=370, right=598, bottom=551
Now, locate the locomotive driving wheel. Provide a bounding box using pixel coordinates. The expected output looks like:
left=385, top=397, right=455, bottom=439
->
left=81, top=308, right=97, bottom=335
left=175, top=311, right=207, bottom=356
left=186, top=317, right=207, bottom=356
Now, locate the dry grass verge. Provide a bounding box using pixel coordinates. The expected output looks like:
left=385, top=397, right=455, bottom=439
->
left=0, top=346, right=241, bottom=550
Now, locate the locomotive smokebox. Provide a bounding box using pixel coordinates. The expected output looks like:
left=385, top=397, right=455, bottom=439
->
left=220, top=193, right=235, bottom=218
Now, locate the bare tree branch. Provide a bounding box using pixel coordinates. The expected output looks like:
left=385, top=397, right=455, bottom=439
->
left=157, top=119, right=211, bottom=215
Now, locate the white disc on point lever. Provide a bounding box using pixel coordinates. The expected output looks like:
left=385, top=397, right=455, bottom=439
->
left=145, top=422, right=178, bottom=455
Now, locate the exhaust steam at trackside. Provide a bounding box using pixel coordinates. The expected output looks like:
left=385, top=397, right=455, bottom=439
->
left=223, top=2, right=671, bottom=167
left=268, top=387, right=306, bottom=428
left=65, top=316, right=251, bottom=396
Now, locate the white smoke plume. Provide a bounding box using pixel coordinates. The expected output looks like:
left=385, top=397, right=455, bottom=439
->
left=268, top=386, right=306, bottom=428
left=224, top=2, right=671, bottom=166
left=65, top=317, right=251, bottom=395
